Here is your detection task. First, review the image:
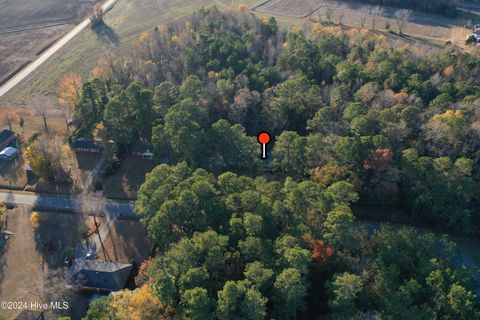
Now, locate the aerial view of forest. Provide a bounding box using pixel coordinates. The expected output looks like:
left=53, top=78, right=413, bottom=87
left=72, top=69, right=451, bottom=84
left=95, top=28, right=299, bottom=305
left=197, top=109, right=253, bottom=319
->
left=0, top=0, right=479, bottom=319
left=69, top=7, right=480, bottom=319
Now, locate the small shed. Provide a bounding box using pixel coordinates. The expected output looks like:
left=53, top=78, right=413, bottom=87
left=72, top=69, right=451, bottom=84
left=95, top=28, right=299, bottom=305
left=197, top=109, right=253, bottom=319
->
left=0, top=146, right=19, bottom=160
left=72, top=139, right=102, bottom=153
left=0, top=129, right=16, bottom=150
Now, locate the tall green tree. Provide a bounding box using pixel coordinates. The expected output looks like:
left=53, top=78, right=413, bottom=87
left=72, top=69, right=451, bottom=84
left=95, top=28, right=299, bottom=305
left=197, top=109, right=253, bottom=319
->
left=180, top=287, right=213, bottom=320
left=267, top=74, right=321, bottom=132
left=273, top=268, right=308, bottom=319
left=216, top=280, right=267, bottom=320
left=272, top=131, right=307, bottom=179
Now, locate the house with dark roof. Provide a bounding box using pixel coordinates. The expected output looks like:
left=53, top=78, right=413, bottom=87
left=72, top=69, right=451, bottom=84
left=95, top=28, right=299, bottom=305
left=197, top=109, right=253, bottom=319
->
left=72, top=139, right=102, bottom=153
left=0, top=129, right=16, bottom=150
left=69, top=259, right=132, bottom=292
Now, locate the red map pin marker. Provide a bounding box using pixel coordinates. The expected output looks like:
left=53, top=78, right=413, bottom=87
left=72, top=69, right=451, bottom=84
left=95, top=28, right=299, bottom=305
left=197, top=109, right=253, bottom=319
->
left=257, top=131, right=271, bottom=159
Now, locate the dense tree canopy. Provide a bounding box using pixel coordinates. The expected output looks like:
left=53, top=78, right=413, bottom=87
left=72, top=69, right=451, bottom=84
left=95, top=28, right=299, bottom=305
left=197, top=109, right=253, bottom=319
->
left=125, top=163, right=479, bottom=319
left=74, top=7, right=479, bottom=234
left=77, top=7, right=480, bottom=319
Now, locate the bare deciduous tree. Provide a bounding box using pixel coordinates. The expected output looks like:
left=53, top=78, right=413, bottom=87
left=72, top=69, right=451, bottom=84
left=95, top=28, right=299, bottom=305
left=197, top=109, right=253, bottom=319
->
left=35, top=97, right=50, bottom=133
left=2, top=112, right=16, bottom=131
left=370, top=6, right=385, bottom=30
left=90, top=3, right=104, bottom=28
left=324, top=7, right=335, bottom=24
left=336, top=3, right=347, bottom=25
left=359, top=6, right=369, bottom=29
left=394, top=9, right=412, bottom=34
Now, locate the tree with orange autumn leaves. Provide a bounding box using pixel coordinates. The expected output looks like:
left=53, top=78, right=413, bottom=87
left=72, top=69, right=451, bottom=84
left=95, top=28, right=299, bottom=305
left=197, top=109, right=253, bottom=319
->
left=57, top=72, right=82, bottom=111
left=302, top=233, right=334, bottom=262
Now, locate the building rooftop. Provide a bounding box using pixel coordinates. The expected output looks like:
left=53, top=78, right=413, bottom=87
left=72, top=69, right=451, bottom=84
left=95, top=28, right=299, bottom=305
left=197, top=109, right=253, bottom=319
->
left=72, top=139, right=101, bottom=150
left=70, top=259, right=132, bottom=291
left=0, top=147, right=18, bottom=157
left=0, top=129, right=15, bottom=144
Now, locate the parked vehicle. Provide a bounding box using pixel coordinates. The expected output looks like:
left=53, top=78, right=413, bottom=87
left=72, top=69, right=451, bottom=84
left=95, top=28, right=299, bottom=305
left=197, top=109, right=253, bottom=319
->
left=85, top=252, right=97, bottom=260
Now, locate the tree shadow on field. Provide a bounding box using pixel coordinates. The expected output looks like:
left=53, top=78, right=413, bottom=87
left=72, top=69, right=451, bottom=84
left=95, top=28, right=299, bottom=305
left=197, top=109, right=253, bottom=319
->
left=0, top=229, right=10, bottom=294
left=93, top=21, right=120, bottom=45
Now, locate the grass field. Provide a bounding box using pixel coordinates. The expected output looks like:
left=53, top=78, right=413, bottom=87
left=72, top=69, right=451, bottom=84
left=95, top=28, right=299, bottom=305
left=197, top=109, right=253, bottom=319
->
left=253, top=0, right=480, bottom=45
left=0, top=207, right=45, bottom=319
left=2, top=0, right=207, bottom=104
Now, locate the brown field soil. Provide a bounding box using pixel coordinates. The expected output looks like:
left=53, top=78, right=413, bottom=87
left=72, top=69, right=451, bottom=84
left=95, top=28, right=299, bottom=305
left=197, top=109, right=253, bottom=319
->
left=0, top=25, right=71, bottom=85
left=102, top=157, right=156, bottom=200
left=93, top=217, right=152, bottom=264
left=253, top=0, right=322, bottom=17
left=0, top=0, right=100, bottom=85
left=0, top=0, right=97, bottom=32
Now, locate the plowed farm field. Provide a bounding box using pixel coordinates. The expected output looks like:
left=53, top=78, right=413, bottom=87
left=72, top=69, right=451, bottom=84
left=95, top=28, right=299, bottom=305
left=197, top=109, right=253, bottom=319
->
left=0, top=0, right=99, bottom=85
left=253, top=0, right=323, bottom=18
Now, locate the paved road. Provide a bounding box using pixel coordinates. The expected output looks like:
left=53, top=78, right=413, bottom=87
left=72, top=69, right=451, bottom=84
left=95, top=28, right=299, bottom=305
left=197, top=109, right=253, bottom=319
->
left=0, top=0, right=118, bottom=98
left=0, top=189, right=135, bottom=215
